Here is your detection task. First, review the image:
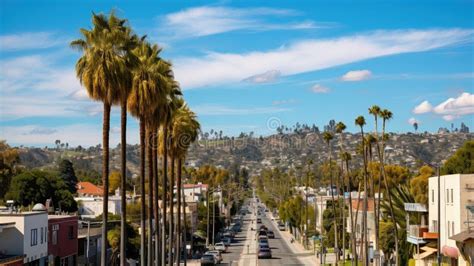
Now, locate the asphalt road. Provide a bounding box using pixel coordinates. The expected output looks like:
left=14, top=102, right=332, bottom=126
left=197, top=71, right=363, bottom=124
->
left=257, top=213, right=305, bottom=266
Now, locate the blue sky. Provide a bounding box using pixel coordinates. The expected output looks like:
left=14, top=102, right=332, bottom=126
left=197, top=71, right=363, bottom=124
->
left=0, top=0, right=473, bottom=147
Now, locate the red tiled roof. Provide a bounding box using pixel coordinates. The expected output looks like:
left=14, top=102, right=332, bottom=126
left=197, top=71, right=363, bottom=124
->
left=77, top=181, right=103, bottom=196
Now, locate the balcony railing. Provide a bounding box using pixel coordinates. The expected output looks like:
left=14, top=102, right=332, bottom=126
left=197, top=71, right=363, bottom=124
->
left=407, top=225, right=438, bottom=240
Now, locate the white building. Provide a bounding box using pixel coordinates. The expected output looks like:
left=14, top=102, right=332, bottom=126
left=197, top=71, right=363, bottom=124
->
left=429, top=173, right=474, bottom=265
left=0, top=204, right=48, bottom=265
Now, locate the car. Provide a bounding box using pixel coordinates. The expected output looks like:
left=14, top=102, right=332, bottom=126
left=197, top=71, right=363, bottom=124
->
left=205, top=251, right=222, bottom=263
left=258, top=238, right=269, bottom=245
left=256, top=218, right=262, bottom=223
left=200, top=254, right=217, bottom=265
left=267, top=230, right=275, bottom=239
left=278, top=222, right=285, bottom=231
left=215, top=242, right=227, bottom=253
left=223, top=237, right=231, bottom=246
left=258, top=247, right=272, bottom=259
left=258, top=230, right=267, bottom=237
left=258, top=242, right=270, bottom=250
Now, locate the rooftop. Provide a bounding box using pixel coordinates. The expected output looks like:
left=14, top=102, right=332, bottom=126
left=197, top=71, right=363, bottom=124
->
left=77, top=181, right=104, bottom=196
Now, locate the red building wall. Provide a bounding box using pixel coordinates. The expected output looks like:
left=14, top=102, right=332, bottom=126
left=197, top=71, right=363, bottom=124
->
left=48, top=216, right=78, bottom=259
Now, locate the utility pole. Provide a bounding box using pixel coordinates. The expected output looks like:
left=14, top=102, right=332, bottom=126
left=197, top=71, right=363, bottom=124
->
left=212, top=191, right=216, bottom=246
left=436, top=165, right=441, bottom=266
left=206, top=189, right=210, bottom=247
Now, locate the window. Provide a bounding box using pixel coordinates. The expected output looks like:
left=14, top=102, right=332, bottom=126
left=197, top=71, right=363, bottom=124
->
left=452, top=222, right=455, bottom=236
left=448, top=221, right=450, bottom=236
left=52, top=230, right=58, bottom=245
left=40, top=227, right=43, bottom=244
left=446, top=189, right=449, bottom=203
left=433, top=220, right=438, bottom=232
left=45, top=227, right=48, bottom=243
left=431, top=190, right=434, bottom=203
left=68, top=225, right=74, bottom=239
left=31, top=229, right=38, bottom=246
left=451, top=189, right=453, bottom=204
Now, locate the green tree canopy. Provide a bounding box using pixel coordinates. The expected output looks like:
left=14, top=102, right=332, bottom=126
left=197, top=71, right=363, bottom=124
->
left=441, top=140, right=474, bottom=175
left=6, top=170, right=77, bottom=212
left=410, top=165, right=434, bottom=205
left=58, top=159, right=78, bottom=194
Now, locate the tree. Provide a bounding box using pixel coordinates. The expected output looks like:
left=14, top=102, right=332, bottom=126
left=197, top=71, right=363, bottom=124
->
left=441, top=140, right=474, bottom=175
left=410, top=165, right=434, bottom=205
left=109, top=171, right=121, bottom=193
left=323, top=131, right=339, bottom=264
left=6, top=170, right=77, bottom=212
left=71, top=11, right=132, bottom=265
left=355, top=115, right=369, bottom=266
left=413, top=122, right=418, bottom=132
left=0, top=140, right=19, bottom=200
left=58, top=159, right=78, bottom=194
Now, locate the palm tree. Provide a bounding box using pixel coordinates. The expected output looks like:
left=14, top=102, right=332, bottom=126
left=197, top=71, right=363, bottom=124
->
left=377, top=109, right=399, bottom=265
left=341, top=151, right=357, bottom=265
left=323, top=131, right=338, bottom=264
left=169, top=105, right=200, bottom=265
left=128, top=39, right=169, bottom=265
left=368, top=105, right=381, bottom=263
left=335, top=122, right=346, bottom=261
left=355, top=115, right=369, bottom=266
left=71, top=12, right=130, bottom=265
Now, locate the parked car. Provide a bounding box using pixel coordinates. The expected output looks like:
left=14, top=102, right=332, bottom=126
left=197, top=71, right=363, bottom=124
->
left=258, top=238, right=269, bottom=245
left=278, top=222, right=285, bottom=231
left=267, top=230, right=275, bottom=239
left=258, top=247, right=272, bottom=259
left=257, top=218, right=262, bottom=223
left=258, top=230, right=267, bottom=237
left=200, top=254, right=216, bottom=265
left=205, top=250, right=222, bottom=263
left=258, top=242, right=270, bottom=250
left=215, top=242, right=227, bottom=253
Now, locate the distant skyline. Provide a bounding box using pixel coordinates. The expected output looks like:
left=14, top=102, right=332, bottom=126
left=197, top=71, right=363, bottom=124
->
left=1, top=1, right=473, bottom=147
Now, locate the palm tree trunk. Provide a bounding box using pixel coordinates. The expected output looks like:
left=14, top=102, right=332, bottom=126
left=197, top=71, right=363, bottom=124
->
left=377, top=121, right=399, bottom=266
left=139, top=119, right=146, bottom=266
left=346, top=159, right=356, bottom=265
left=147, top=126, right=154, bottom=266
left=328, top=146, right=339, bottom=264
left=341, top=159, right=346, bottom=262
left=353, top=180, right=362, bottom=264
left=168, top=153, right=175, bottom=265
left=120, top=101, right=127, bottom=266
left=176, top=158, right=182, bottom=265
left=153, top=128, right=160, bottom=266
left=360, top=128, right=369, bottom=266
left=182, top=177, right=188, bottom=266
left=161, top=126, right=168, bottom=266
left=101, top=102, right=111, bottom=266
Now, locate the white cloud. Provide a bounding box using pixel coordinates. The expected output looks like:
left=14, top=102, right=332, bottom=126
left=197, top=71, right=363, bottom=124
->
left=192, top=104, right=290, bottom=116
left=174, top=29, right=473, bottom=89
left=433, top=92, right=474, bottom=120
left=412, top=92, right=474, bottom=121
left=408, top=117, right=419, bottom=125
left=0, top=32, right=65, bottom=51
left=70, top=89, right=90, bottom=101
left=413, top=100, right=433, bottom=114
left=243, top=70, right=281, bottom=83
left=341, top=70, right=372, bottom=81
left=161, top=6, right=321, bottom=38
left=272, top=99, right=296, bottom=105
left=311, top=84, right=330, bottom=93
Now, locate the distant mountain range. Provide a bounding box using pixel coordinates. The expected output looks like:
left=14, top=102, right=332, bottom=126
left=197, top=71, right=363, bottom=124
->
left=17, top=132, right=472, bottom=177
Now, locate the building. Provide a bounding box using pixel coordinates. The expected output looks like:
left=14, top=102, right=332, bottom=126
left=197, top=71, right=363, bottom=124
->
left=76, top=182, right=103, bottom=197
left=404, top=203, right=438, bottom=265
left=178, top=183, right=208, bottom=203
left=428, top=173, right=474, bottom=265
left=346, top=197, right=376, bottom=260
left=47, top=215, right=78, bottom=265
left=75, top=188, right=123, bottom=218
left=77, top=224, right=102, bottom=266
left=0, top=204, right=49, bottom=265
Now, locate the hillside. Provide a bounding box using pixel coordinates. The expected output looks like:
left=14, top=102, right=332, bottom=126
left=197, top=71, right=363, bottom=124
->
left=17, top=132, right=473, bottom=177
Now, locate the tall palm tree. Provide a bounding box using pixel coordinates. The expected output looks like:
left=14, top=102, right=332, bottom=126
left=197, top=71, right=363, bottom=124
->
left=355, top=116, right=369, bottom=266
left=368, top=105, right=381, bottom=263
left=158, top=87, right=183, bottom=266
left=323, top=131, right=338, bottom=264
left=128, top=39, right=169, bottom=266
left=71, top=12, right=131, bottom=265
left=335, top=122, right=346, bottom=261
left=169, top=105, right=200, bottom=265
left=377, top=109, right=399, bottom=265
